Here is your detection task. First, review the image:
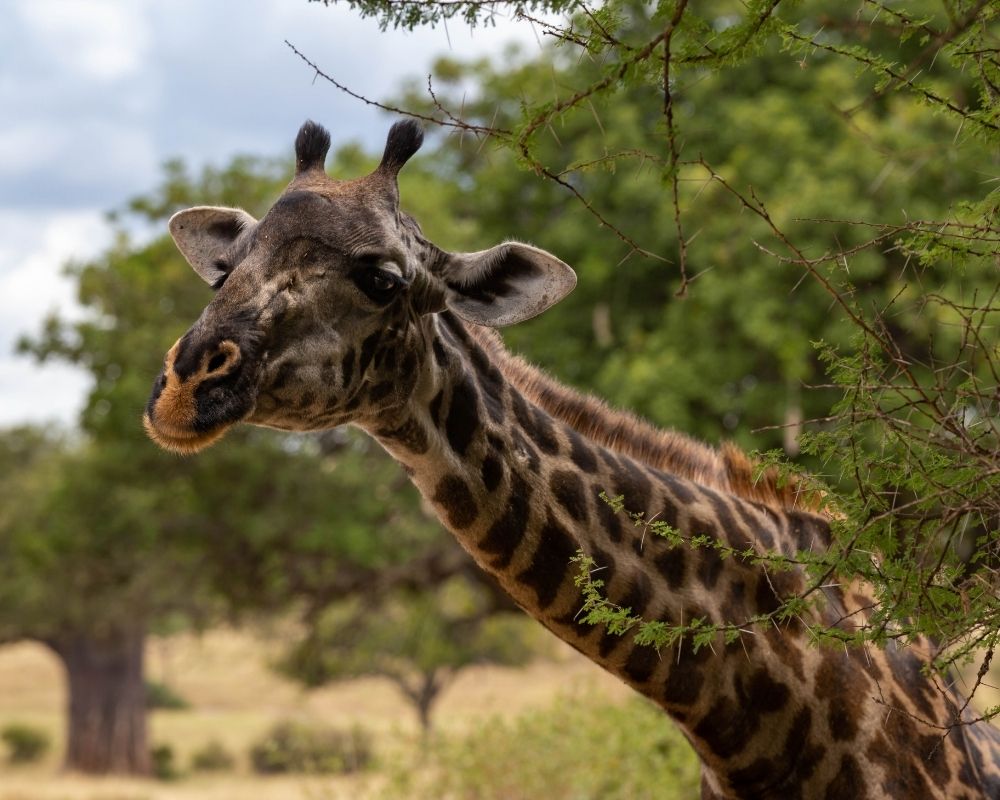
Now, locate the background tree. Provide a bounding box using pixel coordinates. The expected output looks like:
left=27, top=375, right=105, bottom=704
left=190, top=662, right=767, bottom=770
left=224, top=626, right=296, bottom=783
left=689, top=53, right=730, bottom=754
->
left=279, top=576, right=539, bottom=733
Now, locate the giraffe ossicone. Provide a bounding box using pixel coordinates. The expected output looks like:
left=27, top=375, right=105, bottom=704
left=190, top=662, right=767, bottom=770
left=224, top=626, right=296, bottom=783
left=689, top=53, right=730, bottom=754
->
left=145, top=120, right=1000, bottom=799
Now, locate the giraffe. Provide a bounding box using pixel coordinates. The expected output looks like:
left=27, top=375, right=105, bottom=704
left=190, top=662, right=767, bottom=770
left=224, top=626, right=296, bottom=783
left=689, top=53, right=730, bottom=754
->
left=144, top=120, right=1000, bottom=798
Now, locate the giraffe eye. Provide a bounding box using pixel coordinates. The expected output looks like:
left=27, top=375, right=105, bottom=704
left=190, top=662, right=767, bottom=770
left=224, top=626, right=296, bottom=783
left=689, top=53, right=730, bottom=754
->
left=371, top=272, right=396, bottom=293
left=354, top=267, right=405, bottom=304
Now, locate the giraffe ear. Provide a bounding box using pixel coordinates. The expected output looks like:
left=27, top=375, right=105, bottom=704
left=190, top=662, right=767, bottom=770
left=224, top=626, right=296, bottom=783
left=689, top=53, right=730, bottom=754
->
left=441, top=242, right=577, bottom=327
left=168, top=206, right=257, bottom=287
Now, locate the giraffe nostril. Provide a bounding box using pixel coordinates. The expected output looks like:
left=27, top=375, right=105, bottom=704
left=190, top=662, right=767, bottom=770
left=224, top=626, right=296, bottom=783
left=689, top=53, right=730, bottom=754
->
left=207, top=353, right=227, bottom=373
left=204, top=341, right=240, bottom=376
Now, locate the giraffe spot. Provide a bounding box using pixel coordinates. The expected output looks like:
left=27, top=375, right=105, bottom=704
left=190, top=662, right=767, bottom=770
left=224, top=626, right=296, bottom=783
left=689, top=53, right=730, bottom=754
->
left=787, top=510, right=832, bottom=552
left=431, top=338, right=449, bottom=368
left=658, top=497, right=680, bottom=532
left=368, top=381, right=394, bottom=403
left=614, top=458, right=652, bottom=516
left=432, top=474, right=478, bottom=530
left=623, top=643, right=659, bottom=684
left=550, top=469, right=587, bottom=521
left=886, top=647, right=936, bottom=720
left=515, top=515, right=577, bottom=609
left=594, top=486, right=624, bottom=543
left=531, top=407, right=560, bottom=454
left=512, top=391, right=559, bottom=455
left=846, top=644, right=883, bottom=682
left=339, top=347, right=355, bottom=387
left=814, top=651, right=865, bottom=741
left=654, top=548, right=687, bottom=590
left=511, top=429, right=541, bottom=472
left=551, top=610, right=593, bottom=639
left=478, top=471, right=532, bottom=568
left=619, top=571, right=652, bottom=618
left=696, top=543, right=725, bottom=590
left=705, top=490, right=758, bottom=551
left=662, top=642, right=707, bottom=706
left=823, top=753, right=864, bottom=799
left=867, top=730, right=932, bottom=797
left=783, top=706, right=825, bottom=784
left=918, top=733, right=951, bottom=786
left=445, top=378, right=481, bottom=457
left=358, top=331, right=380, bottom=376
left=763, top=626, right=805, bottom=681
left=694, top=695, right=761, bottom=759
left=376, top=416, right=429, bottom=455
left=429, top=389, right=445, bottom=427
left=661, top=472, right=698, bottom=506
left=567, top=429, right=598, bottom=473
left=739, top=668, right=790, bottom=714
left=399, top=350, right=416, bottom=376
left=298, top=391, right=315, bottom=409
left=470, top=345, right=506, bottom=423
left=481, top=454, right=504, bottom=492
left=270, top=360, right=297, bottom=392
left=597, top=630, right=624, bottom=659
left=754, top=569, right=803, bottom=618
left=729, top=757, right=778, bottom=793
left=600, top=449, right=621, bottom=472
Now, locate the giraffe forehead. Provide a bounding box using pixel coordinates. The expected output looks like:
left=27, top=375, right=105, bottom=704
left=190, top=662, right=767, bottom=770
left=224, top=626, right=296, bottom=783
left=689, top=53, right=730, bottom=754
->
left=246, top=188, right=416, bottom=277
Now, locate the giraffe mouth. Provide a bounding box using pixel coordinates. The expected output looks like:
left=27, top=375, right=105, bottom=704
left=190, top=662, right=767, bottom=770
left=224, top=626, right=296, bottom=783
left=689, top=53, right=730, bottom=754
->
left=142, top=413, right=235, bottom=454
left=144, top=333, right=262, bottom=453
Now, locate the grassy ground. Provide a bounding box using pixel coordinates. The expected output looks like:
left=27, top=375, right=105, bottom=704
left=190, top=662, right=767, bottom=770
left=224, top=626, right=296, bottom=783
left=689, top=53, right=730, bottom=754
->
left=1, top=629, right=996, bottom=799
left=0, top=628, right=630, bottom=800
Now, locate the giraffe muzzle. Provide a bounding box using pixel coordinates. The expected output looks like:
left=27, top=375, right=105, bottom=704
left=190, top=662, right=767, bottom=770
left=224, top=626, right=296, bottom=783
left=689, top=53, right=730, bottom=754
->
left=144, top=337, right=255, bottom=453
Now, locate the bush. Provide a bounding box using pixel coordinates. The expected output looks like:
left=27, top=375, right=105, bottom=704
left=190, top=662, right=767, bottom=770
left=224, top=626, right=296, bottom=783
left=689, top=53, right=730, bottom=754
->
left=190, top=739, right=236, bottom=772
left=1, top=723, right=51, bottom=764
left=145, top=680, right=189, bottom=710
left=150, top=743, right=180, bottom=780
left=386, top=695, right=700, bottom=800
left=248, top=721, right=372, bottom=775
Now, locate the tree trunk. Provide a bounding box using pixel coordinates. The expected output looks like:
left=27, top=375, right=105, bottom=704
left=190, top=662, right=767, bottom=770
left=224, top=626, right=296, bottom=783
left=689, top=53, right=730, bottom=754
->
left=50, top=627, right=150, bottom=775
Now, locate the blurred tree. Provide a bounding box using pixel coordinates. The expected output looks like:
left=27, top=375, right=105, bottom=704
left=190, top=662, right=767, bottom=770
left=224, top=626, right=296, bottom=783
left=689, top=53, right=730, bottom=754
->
left=278, top=576, right=538, bottom=733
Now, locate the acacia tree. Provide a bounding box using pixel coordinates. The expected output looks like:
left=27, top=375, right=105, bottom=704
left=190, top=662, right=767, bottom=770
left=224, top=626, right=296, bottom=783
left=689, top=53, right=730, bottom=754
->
left=279, top=577, right=537, bottom=733
left=297, top=0, right=1000, bottom=719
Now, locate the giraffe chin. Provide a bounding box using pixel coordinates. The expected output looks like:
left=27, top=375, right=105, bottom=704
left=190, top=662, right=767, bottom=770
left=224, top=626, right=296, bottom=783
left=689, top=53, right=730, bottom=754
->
left=142, top=413, right=233, bottom=455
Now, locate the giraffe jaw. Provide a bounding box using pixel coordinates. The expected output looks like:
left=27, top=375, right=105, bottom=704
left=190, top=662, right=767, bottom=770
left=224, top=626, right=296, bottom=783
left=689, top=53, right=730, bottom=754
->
left=142, top=412, right=237, bottom=454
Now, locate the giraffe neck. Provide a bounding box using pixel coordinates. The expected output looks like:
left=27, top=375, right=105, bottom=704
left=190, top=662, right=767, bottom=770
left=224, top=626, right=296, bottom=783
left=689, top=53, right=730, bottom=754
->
left=361, top=312, right=999, bottom=799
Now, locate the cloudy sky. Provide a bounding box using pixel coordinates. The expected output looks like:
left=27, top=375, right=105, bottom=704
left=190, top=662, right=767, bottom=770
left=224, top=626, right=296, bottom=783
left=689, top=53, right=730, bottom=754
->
left=0, top=0, right=543, bottom=426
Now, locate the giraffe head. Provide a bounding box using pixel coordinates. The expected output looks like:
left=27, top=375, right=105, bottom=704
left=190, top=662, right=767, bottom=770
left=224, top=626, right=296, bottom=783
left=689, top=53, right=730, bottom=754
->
left=144, top=120, right=576, bottom=453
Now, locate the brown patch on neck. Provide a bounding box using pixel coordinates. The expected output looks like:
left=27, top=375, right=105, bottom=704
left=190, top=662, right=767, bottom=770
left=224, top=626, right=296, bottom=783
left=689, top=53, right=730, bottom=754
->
left=466, top=325, right=824, bottom=515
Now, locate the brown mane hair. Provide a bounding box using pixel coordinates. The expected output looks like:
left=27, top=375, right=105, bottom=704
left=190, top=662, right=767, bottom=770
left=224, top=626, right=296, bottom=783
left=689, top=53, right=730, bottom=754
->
left=468, top=325, right=823, bottom=515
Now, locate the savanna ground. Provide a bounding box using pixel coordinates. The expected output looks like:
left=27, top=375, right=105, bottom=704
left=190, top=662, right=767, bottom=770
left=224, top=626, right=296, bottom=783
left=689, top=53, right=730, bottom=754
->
left=0, top=627, right=633, bottom=800
left=0, top=629, right=997, bottom=799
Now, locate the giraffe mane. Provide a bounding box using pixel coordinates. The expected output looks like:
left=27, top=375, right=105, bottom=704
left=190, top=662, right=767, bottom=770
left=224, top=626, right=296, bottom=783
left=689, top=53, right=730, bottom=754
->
left=468, top=325, right=824, bottom=515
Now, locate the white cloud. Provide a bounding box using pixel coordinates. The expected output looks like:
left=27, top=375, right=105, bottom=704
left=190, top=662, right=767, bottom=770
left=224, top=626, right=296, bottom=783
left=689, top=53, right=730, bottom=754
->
left=0, top=210, right=107, bottom=427
left=15, top=0, right=150, bottom=82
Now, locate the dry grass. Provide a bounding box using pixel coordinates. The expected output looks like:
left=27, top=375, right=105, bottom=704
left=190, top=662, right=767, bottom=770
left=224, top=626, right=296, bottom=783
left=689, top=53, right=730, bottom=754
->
left=0, top=627, right=628, bottom=800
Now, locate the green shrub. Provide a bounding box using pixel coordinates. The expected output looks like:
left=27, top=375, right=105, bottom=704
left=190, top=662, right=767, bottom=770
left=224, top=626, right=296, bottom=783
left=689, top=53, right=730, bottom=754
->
left=248, top=721, right=372, bottom=775
left=386, top=695, right=700, bottom=800
left=1, top=723, right=51, bottom=764
left=190, top=739, right=236, bottom=772
left=150, top=743, right=180, bottom=780
left=145, top=680, right=189, bottom=710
